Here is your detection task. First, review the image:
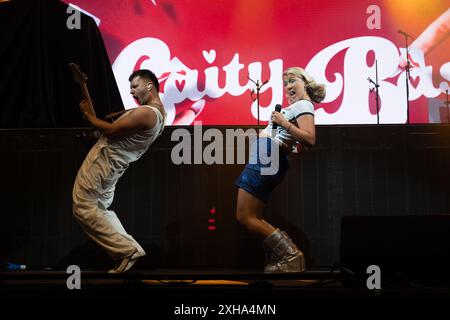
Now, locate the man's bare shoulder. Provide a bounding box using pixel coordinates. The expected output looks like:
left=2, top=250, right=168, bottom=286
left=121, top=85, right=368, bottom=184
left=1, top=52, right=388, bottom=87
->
left=139, top=104, right=165, bottom=119
left=128, top=105, right=155, bottom=118
left=131, top=105, right=165, bottom=129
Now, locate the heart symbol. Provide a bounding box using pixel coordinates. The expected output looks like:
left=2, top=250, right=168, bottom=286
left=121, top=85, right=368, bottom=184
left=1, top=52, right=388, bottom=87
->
left=202, top=49, right=216, bottom=64
left=175, top=78, right=184, bottom=91
left=409, top=74, right=420, bottom=89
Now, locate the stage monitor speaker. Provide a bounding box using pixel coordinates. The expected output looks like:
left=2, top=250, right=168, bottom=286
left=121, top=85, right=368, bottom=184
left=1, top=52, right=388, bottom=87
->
left=340, top=215, right=450, bottom=282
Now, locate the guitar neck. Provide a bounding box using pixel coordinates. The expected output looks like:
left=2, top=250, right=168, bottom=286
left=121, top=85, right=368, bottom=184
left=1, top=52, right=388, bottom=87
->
left=80, top=83, right=96, bottom=117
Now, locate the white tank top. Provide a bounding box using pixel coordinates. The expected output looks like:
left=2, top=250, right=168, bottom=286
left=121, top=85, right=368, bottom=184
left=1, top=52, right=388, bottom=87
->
left=98, top=105, right=166, bottom=169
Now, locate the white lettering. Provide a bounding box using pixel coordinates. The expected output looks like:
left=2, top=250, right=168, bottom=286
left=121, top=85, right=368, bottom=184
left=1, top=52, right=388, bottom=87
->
left=113, top=37, right=449, bottom=125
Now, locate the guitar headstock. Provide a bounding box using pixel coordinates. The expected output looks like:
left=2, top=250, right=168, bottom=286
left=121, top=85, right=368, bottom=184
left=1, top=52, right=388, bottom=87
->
left=69, top=62, right=87, bottom=85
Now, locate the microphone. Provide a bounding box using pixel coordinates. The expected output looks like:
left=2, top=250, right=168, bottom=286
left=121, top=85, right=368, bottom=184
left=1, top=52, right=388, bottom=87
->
left=398, top=29, right=413, bottom=39
left=272, top=104, right=282, bottom=130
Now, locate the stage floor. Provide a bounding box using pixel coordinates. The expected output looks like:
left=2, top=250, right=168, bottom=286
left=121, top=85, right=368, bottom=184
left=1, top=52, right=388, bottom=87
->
left=1, top=267, right=449, bottom=305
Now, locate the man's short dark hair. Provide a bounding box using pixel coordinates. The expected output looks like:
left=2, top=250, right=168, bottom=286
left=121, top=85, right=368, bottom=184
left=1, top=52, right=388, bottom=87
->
left=129, top=69, right=160, bottom=92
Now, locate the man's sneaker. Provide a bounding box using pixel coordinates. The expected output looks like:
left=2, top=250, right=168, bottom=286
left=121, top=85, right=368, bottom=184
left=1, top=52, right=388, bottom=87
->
left=108, top=249, right=146, bottom=274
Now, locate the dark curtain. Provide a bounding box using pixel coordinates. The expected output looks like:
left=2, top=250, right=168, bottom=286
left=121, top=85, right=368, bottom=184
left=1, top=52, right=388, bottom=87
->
left=0, top=0, right=124, bottom=128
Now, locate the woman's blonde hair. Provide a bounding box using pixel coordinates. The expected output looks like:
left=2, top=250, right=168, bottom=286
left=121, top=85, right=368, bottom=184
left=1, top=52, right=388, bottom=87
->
left=283, top=67, right=326, bottom=103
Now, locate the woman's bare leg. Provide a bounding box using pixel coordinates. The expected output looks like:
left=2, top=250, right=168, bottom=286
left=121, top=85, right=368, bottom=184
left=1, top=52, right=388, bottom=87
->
left=236, top=188, right=276, bottom=239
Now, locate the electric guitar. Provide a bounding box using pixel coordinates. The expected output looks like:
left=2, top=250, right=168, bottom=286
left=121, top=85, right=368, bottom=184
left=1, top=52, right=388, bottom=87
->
left=69, top=62, right=96, bottom=118
left=69, top=63, right=101, bottom=141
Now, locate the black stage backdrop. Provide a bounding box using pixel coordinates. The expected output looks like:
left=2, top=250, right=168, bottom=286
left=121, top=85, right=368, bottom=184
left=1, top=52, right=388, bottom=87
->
left=0, top=0, right=123, bottom=128
left=1, top=125, right=450, bottom=269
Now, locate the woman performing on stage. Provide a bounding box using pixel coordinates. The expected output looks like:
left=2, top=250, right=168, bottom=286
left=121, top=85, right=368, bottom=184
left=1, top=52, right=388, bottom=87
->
left=235, top=67, right=326, bottom=273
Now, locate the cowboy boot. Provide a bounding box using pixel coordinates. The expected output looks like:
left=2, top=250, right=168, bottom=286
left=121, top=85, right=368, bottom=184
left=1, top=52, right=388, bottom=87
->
left=264, top=230, right=298, bottom=271
left=280, top=230, right=306, bottom=270
left=263, top=229, right=306, bottom=273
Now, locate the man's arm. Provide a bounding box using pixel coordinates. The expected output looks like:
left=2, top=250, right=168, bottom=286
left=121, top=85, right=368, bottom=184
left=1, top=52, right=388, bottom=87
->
left=80, top=100, right=157, bottom=138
